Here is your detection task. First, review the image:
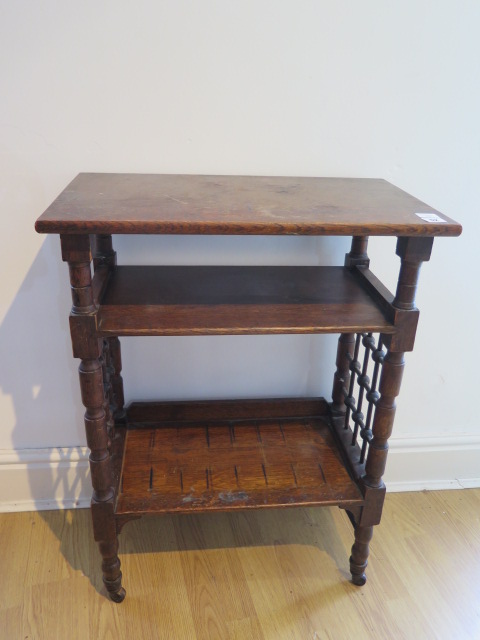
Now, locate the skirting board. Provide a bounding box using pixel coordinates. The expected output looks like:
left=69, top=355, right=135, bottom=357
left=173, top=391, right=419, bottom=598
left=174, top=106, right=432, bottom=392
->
left=0, top=435, right=479, bottom=513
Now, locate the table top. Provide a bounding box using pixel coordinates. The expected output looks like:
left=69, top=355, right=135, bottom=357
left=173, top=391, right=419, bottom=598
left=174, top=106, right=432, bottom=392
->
left=35, top=173, right=462, bottom=236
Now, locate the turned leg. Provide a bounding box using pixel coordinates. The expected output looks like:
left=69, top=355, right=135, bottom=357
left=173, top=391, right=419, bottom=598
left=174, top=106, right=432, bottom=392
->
left=362, top=237, right=433, bottom=491
left=350, top=525, right=373, bottom=586
left=340, top=236, right=433, bottom=586
left=80, top=358, right=125, bottom=602
left=363, top=349, right=405, bottom=488
left=99, top=539, right=125, bottom=603
left=61, top=234, right=125, bottom=603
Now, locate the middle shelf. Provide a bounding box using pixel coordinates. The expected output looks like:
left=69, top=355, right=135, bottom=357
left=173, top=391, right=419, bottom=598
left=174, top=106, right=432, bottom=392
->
left=95, top=265, right=394, bottom=336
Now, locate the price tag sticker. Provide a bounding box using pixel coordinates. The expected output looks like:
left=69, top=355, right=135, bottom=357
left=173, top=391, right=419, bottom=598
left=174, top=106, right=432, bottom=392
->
left=415, top=213, right=447, bottom=223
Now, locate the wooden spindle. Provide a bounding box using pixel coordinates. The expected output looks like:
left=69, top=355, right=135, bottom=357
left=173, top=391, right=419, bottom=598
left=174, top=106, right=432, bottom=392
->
left=92, top=233, right=117, bottom=270
left=331, top=333, right=355, bottom=413
left=392, top=236, right=433, bottom=310
left=362, top=236, right=433, bottom=490
left=61, top=233, right=125, bottom=603
left=363, top=350, right=404, bottom=487
left=80, top=358, right=114, bottom=500
left=99, top=539, right=123, bottom=601
left=345, top=235, right=370, bottom=267
left=67, top=261, right=96, bottom=313
left=332, top=236, right=370, bottom=413
left=350, top=525, right=373, bottom=586
left=348, top=236, right=433, bottom=585
left=109, top=337, right=126, bottom=423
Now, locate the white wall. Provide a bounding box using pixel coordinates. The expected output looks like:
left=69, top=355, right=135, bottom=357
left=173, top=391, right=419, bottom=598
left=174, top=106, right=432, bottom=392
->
left=1, top=1, right=479, bottom=510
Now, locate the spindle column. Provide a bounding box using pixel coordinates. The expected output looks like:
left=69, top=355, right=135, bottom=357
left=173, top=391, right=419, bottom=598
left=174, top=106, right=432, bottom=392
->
left=61, top=234, right=125, bottom=603
left=349, top=236, right=433, bottom=585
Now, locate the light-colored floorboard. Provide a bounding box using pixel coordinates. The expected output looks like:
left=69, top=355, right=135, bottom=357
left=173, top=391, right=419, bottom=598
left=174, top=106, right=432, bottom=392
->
left=0, top=490, right=479, bottom=639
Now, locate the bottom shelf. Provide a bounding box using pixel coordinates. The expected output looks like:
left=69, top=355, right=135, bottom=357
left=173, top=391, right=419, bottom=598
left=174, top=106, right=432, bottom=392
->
left=115, top=398, right=364, bottom=516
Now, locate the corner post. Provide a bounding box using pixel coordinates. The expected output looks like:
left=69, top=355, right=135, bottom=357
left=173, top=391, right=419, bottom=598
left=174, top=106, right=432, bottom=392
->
left=363, top=236, right=433, bottom=488
left=350, top=236, right=433, bottom=585
left=61, top=233, right=125, bottom=603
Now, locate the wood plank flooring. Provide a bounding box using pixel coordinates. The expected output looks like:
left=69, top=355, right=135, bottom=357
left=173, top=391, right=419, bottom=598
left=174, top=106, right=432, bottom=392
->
left=1, top=489, right=479, bottom=639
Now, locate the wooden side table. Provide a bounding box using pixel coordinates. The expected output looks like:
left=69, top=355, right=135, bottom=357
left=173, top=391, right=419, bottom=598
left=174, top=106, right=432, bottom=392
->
left=35, top=174, right=462, bottom=602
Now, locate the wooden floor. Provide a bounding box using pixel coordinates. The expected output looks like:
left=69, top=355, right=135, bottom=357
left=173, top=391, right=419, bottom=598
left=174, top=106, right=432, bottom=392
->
left=1, top=490, right=479, bottom=640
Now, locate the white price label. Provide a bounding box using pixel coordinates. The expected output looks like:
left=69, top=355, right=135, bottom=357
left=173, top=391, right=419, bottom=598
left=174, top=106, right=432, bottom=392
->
left=415, top=213, right=447, bottom=223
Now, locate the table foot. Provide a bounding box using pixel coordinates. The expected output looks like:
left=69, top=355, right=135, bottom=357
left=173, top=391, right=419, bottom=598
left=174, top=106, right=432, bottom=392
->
left=350, top=571, right=367, bottom=586
left=99, top=539, right=125, bottom=602
left=106, top=584, right=126, bottom=603
left=349, top=524, right=373, bottom=587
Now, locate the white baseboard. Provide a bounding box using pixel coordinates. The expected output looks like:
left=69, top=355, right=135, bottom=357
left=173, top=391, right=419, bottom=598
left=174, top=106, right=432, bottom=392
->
left=0, top=435, right=479, bottom=512
left=384, top=434, right=480, bottom=492
left=0, top=447, right=91, bottom=513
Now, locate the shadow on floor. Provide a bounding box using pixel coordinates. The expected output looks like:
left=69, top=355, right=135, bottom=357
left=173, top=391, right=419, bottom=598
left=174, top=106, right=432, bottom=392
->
left=41, top=505, right=352, bottom=599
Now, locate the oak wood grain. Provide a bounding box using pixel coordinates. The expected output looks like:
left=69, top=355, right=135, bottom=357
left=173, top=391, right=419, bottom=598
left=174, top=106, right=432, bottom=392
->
left=126, top=397, right=328, bottom=424
left=33, top=180, right=463, bottom=604
left=35, top=173, right=462, bottom=236
left=116, top=411, right=364, bottom=516
left=96, top=265, right=395, bottom=336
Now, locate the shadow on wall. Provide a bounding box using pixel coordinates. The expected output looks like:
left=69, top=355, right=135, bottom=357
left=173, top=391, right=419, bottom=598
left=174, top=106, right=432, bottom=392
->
left=0, top=235, right=89, bottom=506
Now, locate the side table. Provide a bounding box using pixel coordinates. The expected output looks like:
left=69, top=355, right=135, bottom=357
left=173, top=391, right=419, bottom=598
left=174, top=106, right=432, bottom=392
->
left=35, top=174, right=462, bottom=602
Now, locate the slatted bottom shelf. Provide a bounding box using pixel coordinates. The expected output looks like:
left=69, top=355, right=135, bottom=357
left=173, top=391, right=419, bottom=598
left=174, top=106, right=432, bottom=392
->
left=115, top=399, right=364, bottom=515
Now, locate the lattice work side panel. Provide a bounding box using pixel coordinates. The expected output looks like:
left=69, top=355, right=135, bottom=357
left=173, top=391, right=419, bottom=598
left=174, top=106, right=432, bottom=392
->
left=342, top=333, right=385, bottom=465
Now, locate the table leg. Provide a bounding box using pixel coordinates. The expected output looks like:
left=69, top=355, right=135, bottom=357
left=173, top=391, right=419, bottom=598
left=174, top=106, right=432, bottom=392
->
left=61, top=234, right=125, bottom=603
left=80, top=357, right=125, bottom=602
left=350, top=524, right=374, bottom=586
left=332, top=236, right=433, bottom=585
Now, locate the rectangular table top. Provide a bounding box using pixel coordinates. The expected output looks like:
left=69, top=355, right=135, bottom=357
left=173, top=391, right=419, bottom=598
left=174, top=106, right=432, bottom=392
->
left=35, top=173, right=462, bottom=236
